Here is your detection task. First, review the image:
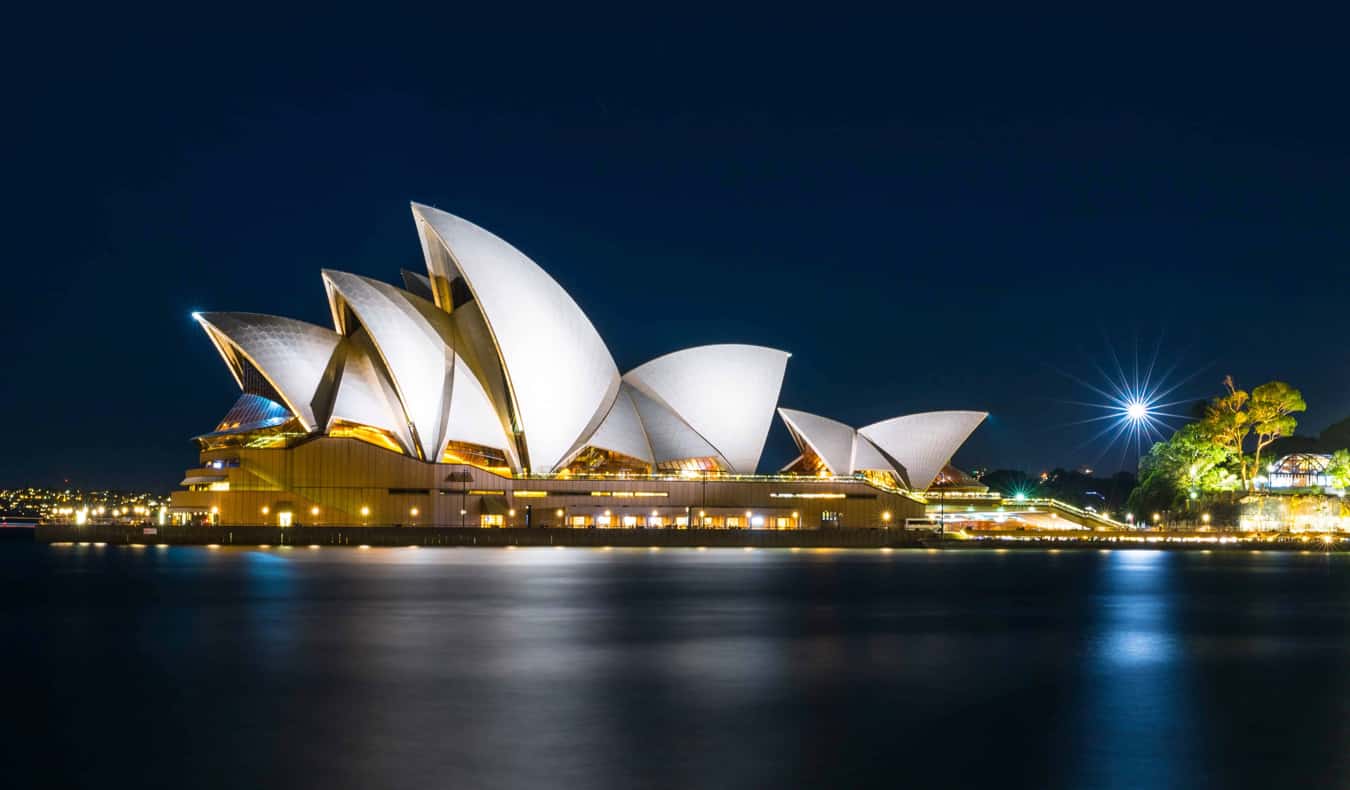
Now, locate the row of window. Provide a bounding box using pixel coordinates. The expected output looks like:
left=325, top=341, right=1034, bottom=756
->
left=480, top=514, right=801, bottom=529
left=388, top=488, right=673, bottom=498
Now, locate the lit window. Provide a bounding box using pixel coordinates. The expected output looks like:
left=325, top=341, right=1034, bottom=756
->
left=329, top=420, right=406, bottom=454
left=480, top=514, right=504, bottom=527
left=770, top=492, right=845, bottom=499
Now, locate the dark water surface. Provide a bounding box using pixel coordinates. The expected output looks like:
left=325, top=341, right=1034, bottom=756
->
left=5, top=543, right=1350, bottom=789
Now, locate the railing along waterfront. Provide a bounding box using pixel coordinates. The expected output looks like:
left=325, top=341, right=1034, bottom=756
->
left=511, top=471, right=928, bottom=503
left=915, top=491, right=1129, bottom=529
left=1009, top=498, right=1126, bottom=528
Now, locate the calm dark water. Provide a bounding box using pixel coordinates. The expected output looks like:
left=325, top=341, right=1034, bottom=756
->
left=5, top=542, right=1350, bottom=789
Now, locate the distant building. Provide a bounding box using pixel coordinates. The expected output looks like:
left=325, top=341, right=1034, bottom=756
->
left=170, top=204, right=988, bottom=529
left=1264, top=453, right=1333, bottom=489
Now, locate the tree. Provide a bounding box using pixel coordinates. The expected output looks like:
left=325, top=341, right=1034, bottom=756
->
left=1203, top=376, right=1252, bottom=489
left=1134, top=421, right=1240, bottom=505
left=1248, top=381, right=1306, bottom=481
left=1127, top=466, right=1180, bottom=518
left=1326, top=449, right=1350, bottom=490
left=1129, top=417, right=1246, bottom=520
left=1200, top=376, right=1307, bottom=491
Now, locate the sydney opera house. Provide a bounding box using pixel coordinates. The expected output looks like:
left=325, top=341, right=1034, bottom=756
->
left=169, top=204, right=986, bottom=529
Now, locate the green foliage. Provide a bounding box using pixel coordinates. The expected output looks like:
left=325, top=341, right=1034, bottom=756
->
left=1126, top=467, right=1181, bottom=518
left=1327, top=449, right=1350, bottom=490
left=1199, top=375, right=1306, bottom=491
left=1129, top=422, right=1241, bottom=514
left=1202, top=376, right=1252, bottom=488
left=1248, top=380, right=1307, bottom=480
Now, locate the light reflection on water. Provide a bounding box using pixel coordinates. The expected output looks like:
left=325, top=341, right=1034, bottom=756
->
left=7, top=544, right=1350, bottom=788
left=1059, top=550, right=1196, bottom=789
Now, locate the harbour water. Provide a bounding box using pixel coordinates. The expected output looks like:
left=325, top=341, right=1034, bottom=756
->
left=4, top=542, right=1350, bottom=788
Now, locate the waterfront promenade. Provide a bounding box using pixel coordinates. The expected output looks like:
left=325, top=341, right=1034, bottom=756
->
left=33, top=523, right=1350, bottom=551
left=35, top=524, right=928, bottom=549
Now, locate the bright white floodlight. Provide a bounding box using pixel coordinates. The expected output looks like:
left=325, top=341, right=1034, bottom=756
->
left=1057, top=334, right=1202, bottom=468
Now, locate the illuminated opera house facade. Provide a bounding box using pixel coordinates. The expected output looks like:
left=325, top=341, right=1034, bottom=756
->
left=169, top=204, right=986, bottom=529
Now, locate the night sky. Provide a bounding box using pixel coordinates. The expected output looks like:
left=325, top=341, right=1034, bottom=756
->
left=7, top=9, right=1350, bottom=490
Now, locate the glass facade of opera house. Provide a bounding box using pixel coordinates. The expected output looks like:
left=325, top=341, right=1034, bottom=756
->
left=168, top=204, right=986, bottom=528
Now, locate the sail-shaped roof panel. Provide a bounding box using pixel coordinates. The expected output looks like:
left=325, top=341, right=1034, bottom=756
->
left=326, top=328, right=417, bottom=455
left=858, top=411, right=988, bottom=491
left=193, top=312, right=341, bottom=432
left=411, top=203, right=620, bottom=472
left=626, top=386, right=725, bottom=467
left=321, top=270, right=460, bottom=460
left=778, top=408, right=856, bottom=475
left=577, top=386, right=655, bottom=465
left=624, top=345, right=789, bottom=474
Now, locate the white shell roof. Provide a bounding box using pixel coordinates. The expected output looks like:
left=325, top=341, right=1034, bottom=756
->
left=443, top=354, right=513, bottom=455
left=327, top=329, right=417, bottom=455
left=851, top=435, right=896, bottom=473
left=411, top=203, right=620, bottom=473
left=191, top=202, right=987, bottom=485
left=322, top=270, right=456, bottom=460
left=624, top=345, right=789, bottom=474
left=581, top=386, right=655, bottom=465
left=322, top=270, right=511, bottom=462
left=777, top=408, right=986, bottom=489
left=778, top=408, right=855, bottom=475
left=857, top=411, right=988, bottom=491
left=626, top=386, right=725, bottom=466
left=193, top=312, right=341, bottom=432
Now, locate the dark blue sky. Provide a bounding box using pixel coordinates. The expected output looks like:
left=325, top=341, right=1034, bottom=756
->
left=7, top=8, right=1350, bottom=489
